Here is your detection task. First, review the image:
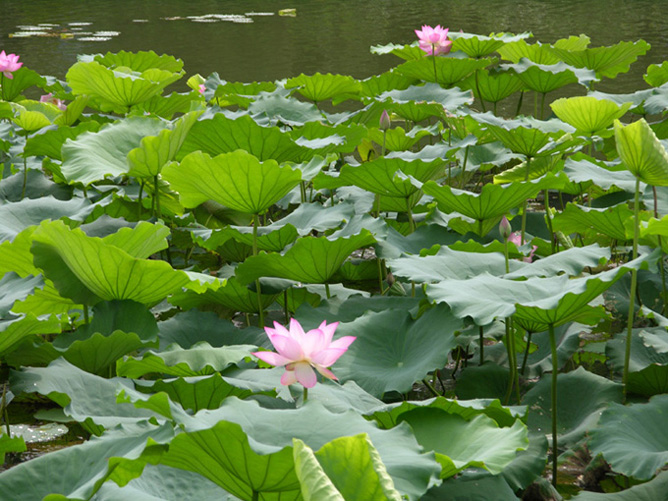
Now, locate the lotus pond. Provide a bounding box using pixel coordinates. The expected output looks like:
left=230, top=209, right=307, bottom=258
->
left=1, top=27, right=668, bottom=500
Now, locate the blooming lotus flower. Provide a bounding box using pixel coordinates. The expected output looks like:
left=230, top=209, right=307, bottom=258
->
left=40, top=93, right=66, bottom=111
left=0, top=51, right=23, bottom=79
left=252, top=318, right=356, bottom=388
left=509, top=232, right=537, bottom=263
left=415, top=25, right=452, bottom=56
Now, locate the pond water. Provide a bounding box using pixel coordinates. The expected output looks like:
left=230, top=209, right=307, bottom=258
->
left=2, top=0, right=667, bottom=92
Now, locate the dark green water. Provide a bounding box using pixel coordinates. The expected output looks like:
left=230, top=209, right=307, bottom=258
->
left=1, top=0, right=666, bottom=91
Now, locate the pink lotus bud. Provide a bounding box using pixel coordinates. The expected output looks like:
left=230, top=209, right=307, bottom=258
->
left=380, top=110, right=391, bottom=131
left=499, top=216, right=512, bottom=240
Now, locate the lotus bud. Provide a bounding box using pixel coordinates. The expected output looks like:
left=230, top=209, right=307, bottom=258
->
left=379, top=110, right=391, bottom=131
left=499, top=216, right=512, bottom=240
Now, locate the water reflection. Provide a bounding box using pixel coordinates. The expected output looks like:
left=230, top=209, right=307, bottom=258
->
left=1, top=0, right=666, bottom=93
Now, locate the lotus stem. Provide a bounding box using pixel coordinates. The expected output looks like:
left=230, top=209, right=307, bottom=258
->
left=302, top=386, right=308, bottom=403
left=2, top=385, right=11, bottom=436
left=423, top=378, right=441, bottom=397
left=252, top=490, right=259, bottom=501
left=520, top=156, right=531, bottom=244
left=382, top=130, right=387, bottom=157
left=474, top=69, right=486, bottom=112
left=479, top=325, right=484, bottom=365
left=21, top=156, right=27, bottom=199
left=623, top=177, right=641, bottom=400
left=376, top=257, right=385, bottom=295
left=83, top=305, right=89, bottom=325
left=0, top=74, right=5, bottom=101
left=540, top=93, right=547, bottom=120
left=544, top=189, right=556, bottom=254
left=283, top=290, right=290, bottom=323
left=460, top=145, right=470, bottom=188
left=515, top=91, right=524, bottom=117
left=137, top=181, right=144, bottom=220
left=653, top=186, right=668, bottom=314
left=406, top=197, right=415, bottom=234
left=253, top=214, right=265, bottom=328
left=503, top=317, right=519, bottom=405
left=521, top=330, right=533, bottom=375
left=549, top=322, right=559, bottom=488
left=325, top=283, right=331, bottom=299
left=154, top=175, right=161, bottom=218
left=431, top=51, right=438, bottom=84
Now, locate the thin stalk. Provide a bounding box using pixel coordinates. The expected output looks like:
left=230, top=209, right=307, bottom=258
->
left=0, top=74, right=5, bottom=101
left=623, top=177, right=641, bottom=400
left=460, top=145, right=470, bottom=188
left=302, top=386, right=308, bottom=403
left=137, top=181, right=144, bottom=219
left=154, top=175, right=161, bottom=218
left=493, top=101, right=498, bottom=115
left=515, top=91, right=525, bottom=117
left=406, top=197, right=415, bottom=234
left=540, top=92, right=547, bottom=120
left=544, top=189, right=555, bottom=254
left=423, top=378, right=441, bottom=397
left=549, top=323, right=559, bottom=488
left=22, top=156, right=27, bottom=199
left=520, top=156, right=531, bottom=244
left=503, top=318, right=518, bottom=405
left=520, top=331, right=533, bottom=375
left=83, top=305, right=89, bottom=325
left=479, top=325, right=484, bottom=365
left=653, top=186, right=668, bottom=314
left=283, top=290, right=290, bottom=323
left=533, top=91, right=538, bottom=118
left=252, top=490, right=259, bottom=501
left=2, top=385, right=11, bottom=436
left=376, top=258, right=385, bottom=295
left=252, top=214, right=265, bottom=328
left=325, top=282, right=331, bottom=299
left=474, top=69, right=486, bottom=112
left=381, top=130, right=387, bottom=157
left=431, top=50, right=438, bottom=84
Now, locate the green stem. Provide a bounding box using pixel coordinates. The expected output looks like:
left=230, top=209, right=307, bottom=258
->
left=22, top=156, right=27, bottom=199
left=252, top=490, right=259, bottom=501
left=377, top=258, right=385, bottom=295
left=1, top=385, right=11, bottom=436
left=381, top=131, right=387, bottom=157
left=549, top=323, right=559, bottom=488
left=623, top=177, right=641, bottom=401
left=520, top=156, right=531, bottom=244
left=302, top=386, right=308, bottom=403
left=474, top=69, right=486, bottom=112
left=325, top=282, right=331, bottom=299
left=653, top=186, right=668, bottom=315
left=253, top=214, right=265, bottom=328
left=503, top=318, right=515, bottom=405
left=515, top=91, right=524, bottom=117
left=540, top=93, right=547, bottom=120
left=544, top=189, right=555, bottom=254
left=479, top=325, right=484, bottom=365
left=431, top=50, right=438, bottom=84
left=0, top=74, right=5, bottom=101
left=83, top=305, right=89, bottom=325
left=137, top=181, right=144, bottom=220
left=283, top=290, right=290, bottom=323
left=423, top=378, right=441, bottom=397
left=460, top=145, right=470, bottom=188
left=406, top=197, right=415, bottom=234
left=521, top=330, right=533, bottom=375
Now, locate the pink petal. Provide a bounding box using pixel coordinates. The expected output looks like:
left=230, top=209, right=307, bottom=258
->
left=271, top=321, right=291, bottom=338
left=252, top=351, right=291, bottom=367
left=289, top=318, right=306, bottom=341
left=318, top=321, right=339, bottom=344
left=329, top=336, right=356, bottom=351
left=314, top=364, right=338, bottom=381
left=294, top=362, right=317, bottom=388
left=280, top=369, right=298, bottom=386
left=268, top=333, right=303, bottom=361
left=311, top=347, right=348, bottom=367
left=301, top=328, right=327, bottom=356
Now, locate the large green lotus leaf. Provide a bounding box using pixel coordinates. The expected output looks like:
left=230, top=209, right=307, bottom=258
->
left=53, top=95, right=89, bottom=127
left=157, top=309, right=268, bottom=350
left=427, top=251, right=653, bottom=326
left=0, top=313, right=61, bottom=357
left=398, top=408, right=528, bottom=478
left=461, top=68, right=524, bottom=104
left=386, top=101, right=446, bottom=123
left=422, top=474, right=518, bottom=501
left=116, top=342, right=256, bottom=378
left=367, top=125, right=436, bottom=152
left=10, top=101, right=61, bottom=131
left=235, top=231, right=376, bottom=284
left=91, top=50, right=184, bottom=72
left=127, top=111, right=201, bottom=179
left=644, top=61, right=668, bottom=87
left=285, top=73, right=362, bottom=103
left=396, top=57, right=494, bottom=87
left=194, top=224, right=297, bottom=253
left=360, top=70, right=417, bottom=98
left=0, top=196, right=92, bottom=243
left=422, top=176, right=549, bottom=222
left=498, top=40, right=561, bottom=64
left=294, top=434, right=402, bottom=501
left=131, top=90, right=203, bottom=120
left=450, top=34, right=506, bottom=58
left=137, top=375, right=253, bottom=414
left=606, top=330, right=668, bottom=397
left=61, top=117, right=166, bottom=186
left=10, top=358, right=164, bottom=428
left=296, top=295, right=421, bottom=327
left=164, top=150, right=301, bottom=214
left=551, top=96, right=631, bottom=136
left=523, top=367, right=622, bottom=447
left=169, top=277, right=278, bottom=314
left=247, top=94, right=323, bottom=127
left=552, top=203, right=632, bottom=241
left=367, top=396, right=523, bottom=430
left=100, top=221, right=170, bottom=259
left=92, top=463, right=232, bottom=501
left=589, top=394, right=668, bottom=480
left=23, top=122, right=100, bottom=161
left=0, top=422, right=174, bottom=501
left=370, top=42, right=426, bottom=61
left=178, top=114, right=313, bottom=163
left=0, top=169, right=73, bottom=204
left=290, top=122, right=367, bottom=156
left=0, top=273, right=44, bottom=316
left=493, top=154, right=563, bottom=185
left=31, top=220, right=190, bottom=306
left=11, top=279, right=76, bottom=317
left=335, top=157, right=443, bottom=198
left=571, top=470, right=668, bottom=500
left=0, top=66, right=46, bottom=102
left=375, top=223, right=462, bottom=259
left=167, top=398, right=440, bottom=500
left=501, top=59, right=595, bottom=93
left=615, top=118, right=668, bottom=186
left=563, top=154, right=638, bottom=192
left=389, top=245, right=608, bottom=284
left=330, top=305, right=463, bottom=396
left=550, top=40, right=651, bottom=79
left=378, top=82, right=474, bottom=109
left=66, top=60, right=183, bottom=112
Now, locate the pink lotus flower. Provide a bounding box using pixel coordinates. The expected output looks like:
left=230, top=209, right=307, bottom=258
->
left=198, top=84, right=206, bottom=94
left=509, top=232, right=537, bottom=263
left=40, top=93, right=66, bottom=111
left=252, top=318, right=356, bottom=388
left=0, top=51, right=23, bottom=79
left=415, top=25, right=452, bottom=56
